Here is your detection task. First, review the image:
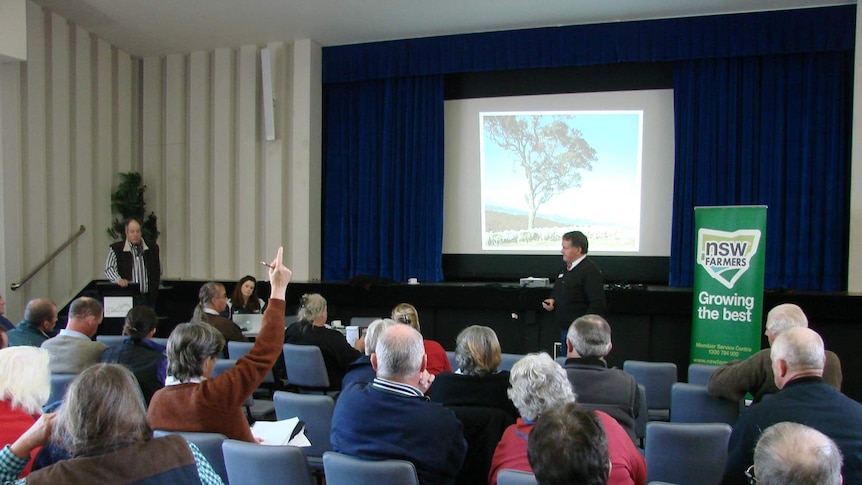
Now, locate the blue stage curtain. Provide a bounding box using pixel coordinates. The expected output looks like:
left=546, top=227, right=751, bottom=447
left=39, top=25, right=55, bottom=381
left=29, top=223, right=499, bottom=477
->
left=323, top=75, right=445, bottom=282
left=670, top=52, right=851, bottom=291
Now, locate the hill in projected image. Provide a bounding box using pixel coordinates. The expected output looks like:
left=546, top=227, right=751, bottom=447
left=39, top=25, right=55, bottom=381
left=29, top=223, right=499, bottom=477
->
left=481, top=111, right=642, bottom=252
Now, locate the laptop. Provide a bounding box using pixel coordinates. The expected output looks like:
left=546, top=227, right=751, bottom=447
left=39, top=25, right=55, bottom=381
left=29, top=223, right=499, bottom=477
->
left=232, top=314, right=265, bottom=333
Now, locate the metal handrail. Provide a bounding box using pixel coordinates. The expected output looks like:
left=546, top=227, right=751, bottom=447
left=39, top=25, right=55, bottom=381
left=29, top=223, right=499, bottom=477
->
left=11, top=225, right=86, bottom=291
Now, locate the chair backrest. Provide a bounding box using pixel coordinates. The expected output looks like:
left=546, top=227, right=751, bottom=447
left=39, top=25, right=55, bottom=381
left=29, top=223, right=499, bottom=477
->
left=212, top=359, right=254, bottom=408
left=273, top=390, right=335, bottom=458
left=323, top=451, right=419, bottom=485
left=95, top=335, right=126, bottom=347
left=445, top=351, right=457, bottom=371
left=498, top=353, right=524, bottom=372
left=623, top=360, right=678, bottom=418
left=497, top=469, right=538, bottom=485
left=153, top=430, right=229, bottom=484
left=349, top=316, right=379, bottom=327
left=687, top=363, right=720, bottom=386
left=222, top=439, right=314, bottom=485
left=282, top=343, right=330, bottom=389
left=48, top=373, right=76, bottom=404
left=670, top=383, right=739, bottom=426
left=228, top=341, right=274, bottom=383
left=644, top=422, right=732, bottom=485
left=285, top=315, right=300, bottom=328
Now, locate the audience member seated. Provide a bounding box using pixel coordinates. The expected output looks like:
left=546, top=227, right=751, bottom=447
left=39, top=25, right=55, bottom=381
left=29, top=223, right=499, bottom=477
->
left=331, top=325, right=467, bottom=485
left=148, top=247, right=290, bottom=442
left=527, top=402, right=610, bottom=485
left=708, top=303, right=841, bottom=403
left=752, top=422, right=843, bottom=485
left=0, top=364, right=224, bottom=484
left=0, top=347, right=50, bottom=477
left=563, top=314, right=640, bottom=440
left=0, top=293, right=14, bottom=331
left=284, top=293, right=363, bottom=391
left=228, top=275, right=266, bottom=318
left=391, top=303, right=451, bottom=375
left=100, top=306, right=167, bottom=405
left=342, top=318, right=398, bottom=389
left=489, top=352, right=645, bottom=485
left=722, top=327, right=862, bottom=485
left=6, top=299, right=57, bottom=348
left=192, top=282, right=247, bottom=345
left=0, top=328, right=7, bottom=350
left=429, top=325, right=517, bottom=418
left=41, top=298, right=106, bottom=374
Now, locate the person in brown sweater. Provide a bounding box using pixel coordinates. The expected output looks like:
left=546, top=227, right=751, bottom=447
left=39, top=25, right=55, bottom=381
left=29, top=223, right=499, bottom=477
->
left=191, top=281, right=247, bottom=345
left=147, top=247, right=291, bottom=442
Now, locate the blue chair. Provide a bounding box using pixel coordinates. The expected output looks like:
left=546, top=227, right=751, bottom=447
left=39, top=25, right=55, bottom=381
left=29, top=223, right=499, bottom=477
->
left=282, top=343, right=330, bottom=391
left=670, top=383, right=738, bottom=426
left=687, top=363, right=720, bottom=386
left=212, top=359, right=274, bottom=420
left=222, top=439, right=314, bottom=485
left=153, top=430, right=229, bottom=484
left=48, top=373, right=76, bottom=405
left=497, top=469, right=538, bottom=485
left=227, top=341, right=276, bottom=389
left=323, top=451, right=419, bottom=485
left=498, top=353, right=524, bottom=372
left=635, top=384, right=648, bottom=445
left=623, top=360, right=678, bottom=421
left=95, top=335, right=126, bottom=347
left=273, top=391, right=334, bottom=472
left=445, top=351, right=457, bottom=371
left=644, top=422, right=732, bottom=485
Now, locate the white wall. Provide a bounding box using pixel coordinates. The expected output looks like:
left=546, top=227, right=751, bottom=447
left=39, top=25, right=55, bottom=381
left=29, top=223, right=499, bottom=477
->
left=0, top=1, right=323, bottom=319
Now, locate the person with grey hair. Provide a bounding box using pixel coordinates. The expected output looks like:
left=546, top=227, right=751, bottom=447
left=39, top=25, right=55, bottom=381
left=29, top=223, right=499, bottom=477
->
left=722, top=327, right=862, bottom=485
left=0, top=347, right=51, bottom=476
left=708, top=303, right=842, bottom=403
left=191, top=281, right=247, bottom=345
left=331, top=324, right=466, bottom=485
left=0, top=364, right=224, bottom=484
left=284, top=293, right=364, bottom=391
left=341, top=318, right=398, bottom=389
left=148, top=247, right=292, bottom=443
left=6, top=299, right=57, bottom=348
left=428, top=325, right=518, bottom=418
left=562, top=314, right=640, bottom=440
left=751, top=422, right=843, bottom=485
left=489, top=352, right=645, bottom=485
left=41, top=297, right=106, bottom=374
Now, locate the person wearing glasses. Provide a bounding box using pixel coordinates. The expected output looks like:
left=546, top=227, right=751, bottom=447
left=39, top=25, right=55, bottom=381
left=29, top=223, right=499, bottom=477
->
left=191, top=282, right=247, bottom=346
left=747, top=422, right=842, bottom=485
left=721, top=327, right=862, bottom=485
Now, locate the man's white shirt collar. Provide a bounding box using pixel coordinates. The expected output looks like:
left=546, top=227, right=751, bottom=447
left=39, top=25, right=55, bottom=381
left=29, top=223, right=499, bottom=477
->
left=568, top=254, right=587, bottom=271
left=122, top=239, right=150, bottom=252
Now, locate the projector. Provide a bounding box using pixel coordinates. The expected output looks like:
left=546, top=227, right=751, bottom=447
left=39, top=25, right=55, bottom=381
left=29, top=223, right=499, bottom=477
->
left=520, top=277, right=550, bottom=288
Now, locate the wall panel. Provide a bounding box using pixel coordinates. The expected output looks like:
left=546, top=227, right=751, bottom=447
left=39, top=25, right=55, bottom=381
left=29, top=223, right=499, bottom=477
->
left=188, top=50, right=210, bottom=276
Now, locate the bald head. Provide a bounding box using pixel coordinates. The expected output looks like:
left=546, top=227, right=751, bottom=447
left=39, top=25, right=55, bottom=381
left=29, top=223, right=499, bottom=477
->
left=372, top=324, right=425, bottom=381
left=770, top=327, right=825, bottom=388
left=765, top=304, right=808, bottom=345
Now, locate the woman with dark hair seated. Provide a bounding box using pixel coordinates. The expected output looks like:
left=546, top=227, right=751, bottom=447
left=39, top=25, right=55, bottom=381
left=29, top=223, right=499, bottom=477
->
left=428, top=325, right=518, bottom=418
left=284, top=293, right=363, bottom=391
left=100, top=306, right=166, bottom=404
left=147, top=247, right=291, bottom=441
left=0, top=364, right=224, bottom=484
left=228, top=275, right=266, bottom=317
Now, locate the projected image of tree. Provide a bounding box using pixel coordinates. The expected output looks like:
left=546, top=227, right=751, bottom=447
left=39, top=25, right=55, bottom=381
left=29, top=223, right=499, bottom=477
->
left=485, top=115, right=597, bottom=229
left=481, top=111, right=642, bottom=251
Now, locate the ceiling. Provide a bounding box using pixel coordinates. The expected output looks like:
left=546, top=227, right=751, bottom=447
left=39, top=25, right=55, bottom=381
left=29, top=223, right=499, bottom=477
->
left=32, top=0, right=853, bottom=58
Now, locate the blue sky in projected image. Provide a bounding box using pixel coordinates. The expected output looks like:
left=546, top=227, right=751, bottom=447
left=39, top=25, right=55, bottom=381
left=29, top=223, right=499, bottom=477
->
left=481, top=111, right=642, bottom=238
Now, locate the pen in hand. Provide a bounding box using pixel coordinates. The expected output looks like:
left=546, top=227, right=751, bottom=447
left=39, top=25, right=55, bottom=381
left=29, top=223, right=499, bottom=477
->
left=261, top=260, right=276, bottom=269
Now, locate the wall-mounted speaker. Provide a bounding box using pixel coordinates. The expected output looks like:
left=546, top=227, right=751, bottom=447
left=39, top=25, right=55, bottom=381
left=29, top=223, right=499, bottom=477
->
left=261, top=47, right=276, bottom=141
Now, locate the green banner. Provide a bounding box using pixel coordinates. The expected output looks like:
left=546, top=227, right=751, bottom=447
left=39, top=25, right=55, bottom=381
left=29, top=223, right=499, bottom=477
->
left=690, top=206, right=766, bottom=365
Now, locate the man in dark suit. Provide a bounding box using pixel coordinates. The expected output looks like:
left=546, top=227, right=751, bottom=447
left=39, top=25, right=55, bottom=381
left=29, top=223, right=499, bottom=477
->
left=105, top=218, right=161, bottom=306
left=542, top=230, right=607, bottom=344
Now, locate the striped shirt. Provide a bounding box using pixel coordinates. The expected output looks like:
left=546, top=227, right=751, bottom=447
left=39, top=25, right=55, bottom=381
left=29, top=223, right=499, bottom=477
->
left=370, top=377, right=428, bottom=400
left=105, top=240, right=149, bottom=294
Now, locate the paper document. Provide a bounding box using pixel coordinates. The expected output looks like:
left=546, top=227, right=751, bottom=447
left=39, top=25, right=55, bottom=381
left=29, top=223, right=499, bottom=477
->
left=251, top=417, right=312, bottom=447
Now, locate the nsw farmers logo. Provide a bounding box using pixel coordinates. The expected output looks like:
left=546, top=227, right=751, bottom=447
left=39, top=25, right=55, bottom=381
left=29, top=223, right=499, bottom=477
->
left=697, top=229, right=761, bottom=289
